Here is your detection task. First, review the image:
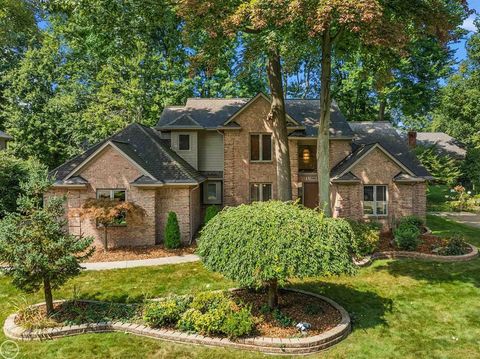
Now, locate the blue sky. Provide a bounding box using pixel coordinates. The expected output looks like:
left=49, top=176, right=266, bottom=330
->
left=451, top=0, right=479, bottom=61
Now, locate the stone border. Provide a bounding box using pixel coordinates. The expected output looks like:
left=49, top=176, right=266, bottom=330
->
left=355, top=243, right=478, bottom=267
left=3, top=289, right=351, bottom=355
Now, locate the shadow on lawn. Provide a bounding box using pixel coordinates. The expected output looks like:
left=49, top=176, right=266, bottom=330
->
left=291, top=281, right=393, bottom=331
left=375, top=257, right=480, bottom=288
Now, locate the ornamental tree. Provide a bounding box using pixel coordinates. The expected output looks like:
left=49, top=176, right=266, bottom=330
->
left=0, top=197, right=94, bottom=315
left=198, top=201, right=356, bottom=308
left=79, top=198, right=146, bottom=251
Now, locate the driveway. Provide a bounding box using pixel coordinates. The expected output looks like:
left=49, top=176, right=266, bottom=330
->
left=432, top=212, right=480, bottom=229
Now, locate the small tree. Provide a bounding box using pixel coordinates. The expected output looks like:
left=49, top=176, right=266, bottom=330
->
left=79, top=199, right=146, bottom=251
left=198, top=201, right=356, bottom=308
left=164, top=211, right=181, bottom=249
left=204, top=205, right=219, bottom=225
left=0, top=197, right=94, bottom=315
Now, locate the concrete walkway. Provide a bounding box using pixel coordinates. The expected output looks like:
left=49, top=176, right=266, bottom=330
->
left=432, top=212, right=480, bottom=229
left=82, top=254, right=200, bottom=271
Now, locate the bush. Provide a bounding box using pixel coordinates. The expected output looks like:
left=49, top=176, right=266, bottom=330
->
left=143, top=295, right=192, bottom=327
left=204, top=205, right=219, bottom=225
left=348, top=220, right=381, bottom=257
left=394, top=224, right=420, bottom=251
left=164, top=211, right=181, bottom=249
left=398, top=215, right=424, bottom=229
left=439, top=233, right=469, bottom=256
left=221, top=307, right=255, bottom=338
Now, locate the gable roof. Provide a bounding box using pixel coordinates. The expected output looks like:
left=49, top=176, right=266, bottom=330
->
left=0, top=131, right=12, bottom=140
left=348, top=122, right=432, bottom=179
left=51, top=123, right=205, bottom=186
left=156, top=94, right=354, bottom=139
left=416, top=132, right=467, bottom=160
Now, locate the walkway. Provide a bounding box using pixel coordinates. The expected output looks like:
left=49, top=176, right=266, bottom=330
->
left=82, top=254, right=200, bottom=271
left=432, top=212, right=480, bottom=229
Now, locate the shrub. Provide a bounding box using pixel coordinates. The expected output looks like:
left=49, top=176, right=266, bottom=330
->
left=394, top=224, right=420, bottom=251
left=164, top=211, right=181, bottom=249
left=398, top=215, right=424, bottom=229
left=272, top=309, right=295, bottom=327
left=198, top=201, right=356, bottom=308
left=348, top=220, right=381, bottom=257
left=204, top=205, right=219, bottom=225
left=222, top=307, right=255, bottom=338
left=143, top=295, right=192, bottom=327
left=439, top=233, right=469, bottom=256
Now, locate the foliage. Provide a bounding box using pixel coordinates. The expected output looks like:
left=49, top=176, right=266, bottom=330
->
left=348, top=220, right=381, bottom=257
left=444, top=185, right=480, bottom=212
left=393, top=223, right=421, bottom=251
left=414, top=145, right=462, bottom=185
left=398, top=216, right=425, bottom=229
left=272, top=309, right=295, bottom=328
left=204, top=205, right=219, bottom=225
left=462, top=147, right=480, bottom=191
left=0, top=196, right=94, bottom=315
left=143, top=295, right=192, bottom=328
left=198, top=201, right=356, bottom=307
left=177, top=291, right=254, bottom=338
left=438, top=232, right=470, bottom=256
left=164, top=211, right=181, bottom=249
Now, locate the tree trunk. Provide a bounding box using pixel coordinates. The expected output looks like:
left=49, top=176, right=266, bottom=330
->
left=267, top=279, right=279, bottom=308
left=266, top=49, right=292, bottom=201
left=44, top=278, right=54, bottom=316
left=103, top=226, right=108, bottom=252
left=317, top=29, right=332, bottom=216
left=378, top=99, right=386, bottom=121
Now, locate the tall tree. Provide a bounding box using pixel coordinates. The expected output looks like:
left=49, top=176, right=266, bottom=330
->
left=291, top=0, right=469, bottom=215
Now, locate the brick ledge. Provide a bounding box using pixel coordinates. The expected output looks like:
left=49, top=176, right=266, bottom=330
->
left=3, top=289, right=351, bottom=355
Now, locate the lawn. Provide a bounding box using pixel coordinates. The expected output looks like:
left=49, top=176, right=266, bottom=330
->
left=1, top=214, right=480, bottom=358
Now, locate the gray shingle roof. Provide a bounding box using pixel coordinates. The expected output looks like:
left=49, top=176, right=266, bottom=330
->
left=156, top=95, right=354, bottom=138
left=0, top=131, right=12, bottom=139
left=348, top=122, right=431, bottom=178
left=330, top=143, right=377, bottom=179
left=51, top=123, right=205, bottom=185
left=416, top=132, right=467, bottom=160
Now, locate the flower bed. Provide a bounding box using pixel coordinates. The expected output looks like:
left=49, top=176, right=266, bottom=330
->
left=85, top=244, right=196, bottom=263
left=4, top=289, right=351, bottom=355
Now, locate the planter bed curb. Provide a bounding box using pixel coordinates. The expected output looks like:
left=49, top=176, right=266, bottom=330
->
left=3, top=289, right=351, bottom=355
left=355, top=243, right=478, bottom=267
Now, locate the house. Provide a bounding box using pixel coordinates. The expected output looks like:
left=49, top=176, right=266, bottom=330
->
left=0, top=131, right=12, bottom=150
left=414, top=132, right=467, bottom=160
left=49, top=93, right=431, bottom=249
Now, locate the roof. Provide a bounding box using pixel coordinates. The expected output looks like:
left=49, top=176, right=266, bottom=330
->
left=51, top=123, right=205, bottom=186
left=331, top=121, right=432, bottom=179
left=156, top=94, right=354, bottom=139
left=0, top=131, right=12, bottom=140
left=416, top=132, right=467, bottom=160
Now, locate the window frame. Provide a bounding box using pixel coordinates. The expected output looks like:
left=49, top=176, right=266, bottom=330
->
left=178, top=133, right=191, bottom=151
left=250, top=133, right=272, bottom=162
left=202, top=181, right=222, bottom=205
left=363, top=185, right=388, bottom=217
left=250, top=183, right=273, bottom=203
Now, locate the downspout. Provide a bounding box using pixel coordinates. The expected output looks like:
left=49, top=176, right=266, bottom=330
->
left=189, top=184, right=200, bottom=245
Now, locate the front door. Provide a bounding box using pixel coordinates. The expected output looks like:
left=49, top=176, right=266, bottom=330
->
left=303, top=182, right=319, bottom=209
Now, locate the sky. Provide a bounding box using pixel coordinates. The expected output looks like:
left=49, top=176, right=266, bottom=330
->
left=451, top=0, right=479, bottom=61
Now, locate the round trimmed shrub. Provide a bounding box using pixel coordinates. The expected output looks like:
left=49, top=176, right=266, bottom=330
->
left=198, top=201, right=356, bottom=307
left=204, top=205, right=219, bottom=224
left=394, top=224, right=420, bottom=251
left=164, top=211, right=181, bottom=249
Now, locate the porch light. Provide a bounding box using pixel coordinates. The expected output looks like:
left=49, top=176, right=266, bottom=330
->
left=302, top=148, right=310, bottom=161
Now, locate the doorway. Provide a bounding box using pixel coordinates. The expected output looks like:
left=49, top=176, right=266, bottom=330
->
left=303, top=182, right=319, bottom=209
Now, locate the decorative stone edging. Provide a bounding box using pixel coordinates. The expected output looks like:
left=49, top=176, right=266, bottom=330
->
left=355, top=243, right=478, bottom=267
left=3, top=288, right=351, bottom=355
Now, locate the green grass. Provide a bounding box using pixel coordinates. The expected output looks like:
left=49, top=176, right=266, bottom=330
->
left=1, top=215, right=480, bottom=358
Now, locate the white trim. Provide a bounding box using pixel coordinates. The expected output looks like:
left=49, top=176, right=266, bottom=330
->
left=65, top=141, right=156, bottom=181
left=336, top=143, right=415, bottom=178
left=363, top=185, right=388, bottom=217
left=223, top=92, right=300, bottom=127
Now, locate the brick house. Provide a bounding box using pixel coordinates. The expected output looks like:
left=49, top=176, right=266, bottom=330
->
left=0, top=131, right=12, bottom=151
left=50, top=93, right=431, bottom=248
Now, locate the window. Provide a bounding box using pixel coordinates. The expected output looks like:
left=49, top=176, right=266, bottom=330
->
left=96, top=189, right=127, bottom=226
left=250, top=183, right=272, bottom=202
left=250, top=134, right=272, bottom=161
left=203, top=181, right=222, bottom=204
left=298, top=145, right=317, bottom=171
left=363, top=185, right=387, bottom=216
left=179, top=134, right=190, bottom=151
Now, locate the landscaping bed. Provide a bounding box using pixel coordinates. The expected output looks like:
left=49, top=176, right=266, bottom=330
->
left=85, top=244, right=196, bottom=263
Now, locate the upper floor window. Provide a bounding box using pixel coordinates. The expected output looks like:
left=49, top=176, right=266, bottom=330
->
left=250, top=134, right=272, bottom=162
left=250, top=183, right=272, bottom=202
left=363, top=185, right=387, bottom=216
left=179, top=134, right=190, bottom=151
left=96, top=189, right=126, bottom=202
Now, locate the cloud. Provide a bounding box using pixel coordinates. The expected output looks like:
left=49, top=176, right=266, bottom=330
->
left=462, top=15, right=477, bottom=32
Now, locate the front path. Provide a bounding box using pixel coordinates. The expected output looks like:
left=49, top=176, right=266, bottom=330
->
left=432, top=211, right=480, bottom=229
left=82, top=254, right=200, bottom=271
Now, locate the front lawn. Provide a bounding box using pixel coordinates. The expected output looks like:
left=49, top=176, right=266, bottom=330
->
left=1, top=214, right=480, bottom=358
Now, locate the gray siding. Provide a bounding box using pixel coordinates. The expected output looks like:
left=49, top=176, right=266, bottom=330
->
left=198, top=131, right=224, bottom=172
left=171, top=131, right=198, bottom=169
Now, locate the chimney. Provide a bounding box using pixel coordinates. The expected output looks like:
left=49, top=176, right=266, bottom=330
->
left=408, top=131, right=417, bottom=148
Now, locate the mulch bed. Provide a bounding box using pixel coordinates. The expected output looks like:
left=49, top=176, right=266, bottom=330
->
left=232, top=289, right=341, bottom=338
left=85, top=244, right=197, bottom=263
